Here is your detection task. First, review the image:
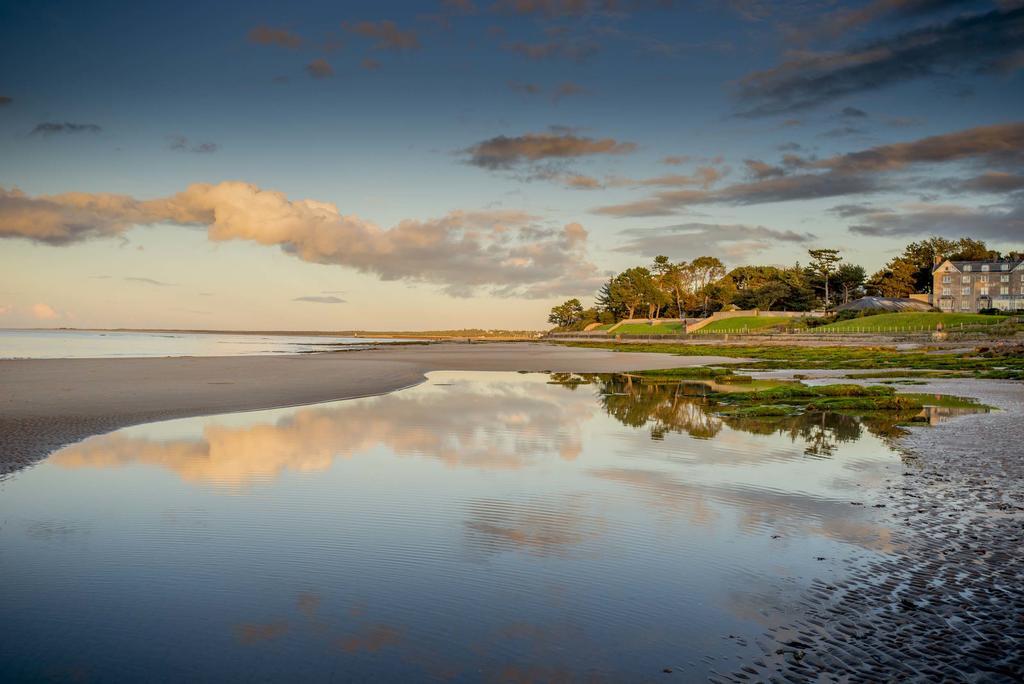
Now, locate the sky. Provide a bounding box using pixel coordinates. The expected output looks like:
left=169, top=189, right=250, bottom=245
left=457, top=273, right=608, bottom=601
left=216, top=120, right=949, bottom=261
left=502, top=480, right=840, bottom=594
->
left=1, top=0, right=1022, bottom=330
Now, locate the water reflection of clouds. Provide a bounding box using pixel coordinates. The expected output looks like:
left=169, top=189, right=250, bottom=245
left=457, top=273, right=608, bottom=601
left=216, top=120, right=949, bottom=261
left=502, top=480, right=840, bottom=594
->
left=462, top=495, right=606, bottom=558
left=592, top=467, right=897, bottom=553
left=50, top=378, right=595, bottom=487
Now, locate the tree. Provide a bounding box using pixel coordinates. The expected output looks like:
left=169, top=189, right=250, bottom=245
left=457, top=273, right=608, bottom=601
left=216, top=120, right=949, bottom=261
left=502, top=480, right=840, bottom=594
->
left=866, top=259, right=917, bottom=297
left=609, top=267, right=658, bottom=319
left=834, top=263, right=866, bottom=304
left=807, top=248, right=842, bottom=308
left=688, top=256, right=726, bottom=315
left=547, top=298, right=584, bottom=328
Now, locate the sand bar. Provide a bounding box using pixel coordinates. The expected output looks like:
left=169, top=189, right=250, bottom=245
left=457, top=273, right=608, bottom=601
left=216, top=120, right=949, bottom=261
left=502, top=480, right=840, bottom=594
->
left=0, top=342, right=738, bottom=473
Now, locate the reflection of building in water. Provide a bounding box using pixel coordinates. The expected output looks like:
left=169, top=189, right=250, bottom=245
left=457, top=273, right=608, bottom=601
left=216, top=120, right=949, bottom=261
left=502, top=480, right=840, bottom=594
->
left=916, top=405, right=983, bottom=426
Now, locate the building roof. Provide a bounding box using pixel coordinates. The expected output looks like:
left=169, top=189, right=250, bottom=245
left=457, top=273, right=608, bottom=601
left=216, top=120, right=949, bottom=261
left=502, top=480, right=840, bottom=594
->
left=934, top=259, right=1023, bottom=273
left=835, top=296, right=935, bottom=313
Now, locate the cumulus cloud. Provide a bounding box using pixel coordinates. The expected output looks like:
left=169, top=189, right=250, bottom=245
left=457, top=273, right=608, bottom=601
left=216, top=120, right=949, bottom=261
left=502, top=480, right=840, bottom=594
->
left=463, top=131, right=636, bottom=169
left=736, top=5, right=1024, bottom=116
left=167, top=135, right=218, bottom=154
left=293, top=295, right=346, bottom=304
left=347, top=20, right=420, bottom=51
left=0, top=181, right=602, bottom=298
left=594, top=121, right=1024, bottom=216
left=247, top=26, right=303, bottom=49
left=614, top=222, right=816, bottom=261
left=31, top=122, right=102, bottom=136
left=305, top=58, right=334, bottom=78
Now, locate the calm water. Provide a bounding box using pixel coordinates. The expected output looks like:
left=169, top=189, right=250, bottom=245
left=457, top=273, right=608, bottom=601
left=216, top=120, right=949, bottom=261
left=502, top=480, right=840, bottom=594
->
left=0, top=372, right=966, bottom=681
left=0, top=329, right=414, bottom=359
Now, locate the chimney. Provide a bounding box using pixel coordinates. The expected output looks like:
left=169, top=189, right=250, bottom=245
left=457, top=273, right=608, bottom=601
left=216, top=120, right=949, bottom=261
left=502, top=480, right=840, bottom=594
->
left=933, top=255, right=942, bottom=266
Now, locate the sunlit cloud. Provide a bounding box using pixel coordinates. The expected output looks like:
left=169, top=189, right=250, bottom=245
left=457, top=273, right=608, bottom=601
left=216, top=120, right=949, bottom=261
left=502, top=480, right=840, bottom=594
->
left=346, top=20, right=420, bottom=51
left=463, top=130, right=636, bottom=170
left=247, top=25, right=303, bottom=49
left=32, top=303, right=59, bottom=320
left=0, top=181, right=602, bottom=297
left=293, top=295, right=346, bottom=304
left=305, top=58, right=334, bottom=78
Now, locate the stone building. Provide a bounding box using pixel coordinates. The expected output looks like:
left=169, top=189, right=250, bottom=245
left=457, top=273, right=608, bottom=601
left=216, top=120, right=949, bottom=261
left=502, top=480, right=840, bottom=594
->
left=933, top=258, right=1024, bottom=313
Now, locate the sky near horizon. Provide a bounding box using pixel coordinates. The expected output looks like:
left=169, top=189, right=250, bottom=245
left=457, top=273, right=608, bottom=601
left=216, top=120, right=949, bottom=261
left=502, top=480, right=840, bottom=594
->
left=1, top=0, right=1022, bottom=330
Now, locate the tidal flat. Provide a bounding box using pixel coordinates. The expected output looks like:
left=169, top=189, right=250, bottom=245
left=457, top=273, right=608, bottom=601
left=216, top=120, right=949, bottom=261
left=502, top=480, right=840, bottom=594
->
left=2, top=367, right=1020, bottom=681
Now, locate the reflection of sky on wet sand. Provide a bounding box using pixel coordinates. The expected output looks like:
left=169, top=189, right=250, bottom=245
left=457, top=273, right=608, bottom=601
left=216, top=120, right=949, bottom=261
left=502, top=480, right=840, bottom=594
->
left=2, top=371, right=929, bottom=681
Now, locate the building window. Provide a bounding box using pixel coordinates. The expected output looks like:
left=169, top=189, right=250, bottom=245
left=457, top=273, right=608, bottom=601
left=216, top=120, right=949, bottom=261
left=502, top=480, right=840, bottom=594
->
left=961, top=302, right=971, bottom=311
left=962, top=275, right=971, bottom=283
left=1002, top=263, right=1010, bottom=271
left=942, top=287, right=951, bottom=296
left=964, top=265, right=972, bottom=272
left=980, top=287, right=989, bottom=296
left=961, top=287, right=971, bottom=295
left=942, top=275, right=951, bottom=283
left=1001, top=275, right=1010, bottom=282
left=981, top=264, right=990, bottom=272
left=1001, top=287, right=1010, bottom=295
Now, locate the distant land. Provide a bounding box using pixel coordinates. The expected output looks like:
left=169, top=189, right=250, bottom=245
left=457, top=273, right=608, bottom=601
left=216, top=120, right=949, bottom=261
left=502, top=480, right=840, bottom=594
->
left=4, top=327, right=542, bottom=339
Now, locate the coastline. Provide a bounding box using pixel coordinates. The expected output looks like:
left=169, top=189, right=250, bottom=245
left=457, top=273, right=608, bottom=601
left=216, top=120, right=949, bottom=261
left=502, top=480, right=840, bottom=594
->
left=0, top=342, right=738, bottom=474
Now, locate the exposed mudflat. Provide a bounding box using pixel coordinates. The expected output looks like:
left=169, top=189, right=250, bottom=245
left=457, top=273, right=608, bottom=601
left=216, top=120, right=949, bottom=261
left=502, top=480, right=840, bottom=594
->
left=716, top=374, right=1024, bottom=682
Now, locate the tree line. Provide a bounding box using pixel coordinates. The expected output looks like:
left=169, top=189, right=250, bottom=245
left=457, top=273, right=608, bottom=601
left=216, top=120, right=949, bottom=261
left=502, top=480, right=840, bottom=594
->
left=548, top=236, right=1019, bottom=329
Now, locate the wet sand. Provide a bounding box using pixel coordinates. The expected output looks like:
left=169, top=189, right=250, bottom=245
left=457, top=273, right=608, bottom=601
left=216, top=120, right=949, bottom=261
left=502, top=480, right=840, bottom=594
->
left=0, top=342, right=736, bottom=474
left=717, top=374, right=1024, bottom=682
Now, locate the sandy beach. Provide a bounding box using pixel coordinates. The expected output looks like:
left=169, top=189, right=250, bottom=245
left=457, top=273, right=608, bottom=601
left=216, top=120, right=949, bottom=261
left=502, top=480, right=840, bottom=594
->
left=0, top=342, right=737, bottom=474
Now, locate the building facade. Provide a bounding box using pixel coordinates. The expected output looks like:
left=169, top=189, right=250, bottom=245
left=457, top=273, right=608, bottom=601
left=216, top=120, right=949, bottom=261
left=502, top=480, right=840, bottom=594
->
left=933, top=259, right=1024, bottom=313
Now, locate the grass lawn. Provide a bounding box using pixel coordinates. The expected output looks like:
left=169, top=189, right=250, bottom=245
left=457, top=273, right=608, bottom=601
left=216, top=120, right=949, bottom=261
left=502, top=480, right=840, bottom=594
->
left=819, top=312, right=1006, bottom=332
left=614, top=321, right=686, bottom=334
left=557, top=341, right=1024, bottom=378
left=695, top=316, right=793, bottom=333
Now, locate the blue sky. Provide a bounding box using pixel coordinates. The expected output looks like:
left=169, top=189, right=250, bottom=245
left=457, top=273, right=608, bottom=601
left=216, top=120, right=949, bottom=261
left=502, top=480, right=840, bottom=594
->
left=1, top=0, right=1022, bottom=329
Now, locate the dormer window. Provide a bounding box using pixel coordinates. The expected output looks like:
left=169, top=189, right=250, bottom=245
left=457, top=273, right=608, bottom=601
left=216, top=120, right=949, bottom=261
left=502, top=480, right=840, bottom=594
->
left=964, top=264, right=972, bottom=272
left=1002, top=263, right=1010, bottom=271
left=982, top=264, right=989, bottom=272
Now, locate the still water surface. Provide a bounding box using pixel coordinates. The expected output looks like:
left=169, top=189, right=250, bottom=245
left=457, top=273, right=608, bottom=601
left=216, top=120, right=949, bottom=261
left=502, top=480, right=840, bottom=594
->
left=0, top=372, right=952, bottom=681
left=0, top=329, right=414, bottom=359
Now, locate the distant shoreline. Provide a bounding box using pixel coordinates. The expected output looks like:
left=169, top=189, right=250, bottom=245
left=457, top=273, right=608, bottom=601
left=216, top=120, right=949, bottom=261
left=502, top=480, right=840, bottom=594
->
left=0, top=327, right=542, bottom=340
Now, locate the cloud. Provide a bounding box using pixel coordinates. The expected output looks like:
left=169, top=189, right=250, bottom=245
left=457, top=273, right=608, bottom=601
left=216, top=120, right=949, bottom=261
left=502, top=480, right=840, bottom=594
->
left=167, top=135, right=218, bottom=154
left=247, top=26, right=303, bottom=49
left=802, top=0, right=974, bottom=41
left=959, top=172, right=1024, bottom=193
left=463, top=131, right=636, bottom=169
left=839, top=106, right=868, bottom=118
left=0, top=181, right=602, bottom=298
left=31, top=122, right=101, bottom=136
left=347, top=20, right=420, bottom=51
left=0, top=96, right=12, bottom=107
left=305, top=58, right=334, bottom=78
left=361, top=58, right=382, bottom=71
left=594, top=121, right=1024, bottom=216
left=661, top=155, right=689, bottom=165
left=614, top=222, right=816, bottom=261
left=508, top=81, right=543, bottom=95
left=552, top=81, right=587, bottom=102
left=293, top=295, right=346, bottom=304
left=503, top=38, right=600, bottom=61
left=125, top=277, right=174, bottom=286
left=736, top=6, right=1024, bottom=116
left=32, top=303, right=59, bottom=320
left=847, top=201, right=1024, bottom=241
left=562, top=174, right=603, bottom=190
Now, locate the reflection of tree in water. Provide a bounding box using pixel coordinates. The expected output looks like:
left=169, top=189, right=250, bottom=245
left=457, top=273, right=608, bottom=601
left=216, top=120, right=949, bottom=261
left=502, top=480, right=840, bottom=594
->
left=581, top=374, right=930, bottom=456
left=595, top=375, right=722, bottom=440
